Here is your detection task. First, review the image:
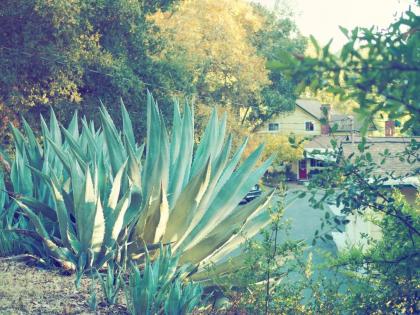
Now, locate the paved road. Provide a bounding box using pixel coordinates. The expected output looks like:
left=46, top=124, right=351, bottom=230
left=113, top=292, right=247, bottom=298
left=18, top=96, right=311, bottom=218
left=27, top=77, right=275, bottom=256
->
left=272, top=186, right=340, bottom=286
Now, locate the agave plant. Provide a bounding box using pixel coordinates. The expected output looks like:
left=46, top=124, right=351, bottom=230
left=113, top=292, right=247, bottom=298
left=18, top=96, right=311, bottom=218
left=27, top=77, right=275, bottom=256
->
left=115, top=94, right=276, bottom=278
left=96, top=260, right=124, bottom=305
left=9, top=112, right=139, bottom=277
left=8, top=92, right=276, bottom=281
left=125, top=245, right=202, bottom=315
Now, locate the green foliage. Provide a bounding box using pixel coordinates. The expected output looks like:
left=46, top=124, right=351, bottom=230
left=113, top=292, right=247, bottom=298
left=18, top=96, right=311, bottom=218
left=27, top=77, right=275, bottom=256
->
left=0, top=0, right=187, bottom=141
left=247, top=3, right=307, bottom=128
left=125, top=245, right=202, bottom=315
left=284, top=5, right=420, bottom=134
left=88, top=275, right=98, bottom=312
left=97, top=261, right=123, bottom=306
left=301, top=137, right=420, bottom=313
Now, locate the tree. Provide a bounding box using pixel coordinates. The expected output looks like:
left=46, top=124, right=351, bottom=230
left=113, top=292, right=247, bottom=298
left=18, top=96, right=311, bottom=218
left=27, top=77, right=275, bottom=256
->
left=283, top=4, right=420, bottom=134
left=245, top=4, right=306, bottom=129
left=149, top=0, right=270, bottom=115
left=0, top=0, right=185, bottom=140
left=296, top=136, right=420, bottom=313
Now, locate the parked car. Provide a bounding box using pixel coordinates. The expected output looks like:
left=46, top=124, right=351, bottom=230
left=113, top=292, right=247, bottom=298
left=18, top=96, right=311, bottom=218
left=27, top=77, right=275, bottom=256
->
left=239, top=184, right=262, bottom=205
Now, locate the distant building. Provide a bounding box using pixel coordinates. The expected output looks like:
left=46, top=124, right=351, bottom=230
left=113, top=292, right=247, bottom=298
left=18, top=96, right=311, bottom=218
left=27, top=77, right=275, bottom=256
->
left=298, top=135, right=419, bottom=252
left=257, top=98, right=398, bottom=137
left=295, top=135, right=419, bottom=184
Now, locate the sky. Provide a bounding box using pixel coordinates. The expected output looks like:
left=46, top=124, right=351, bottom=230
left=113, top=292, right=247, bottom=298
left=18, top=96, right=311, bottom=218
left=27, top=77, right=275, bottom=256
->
left=251, top=0, right=418, bottom=50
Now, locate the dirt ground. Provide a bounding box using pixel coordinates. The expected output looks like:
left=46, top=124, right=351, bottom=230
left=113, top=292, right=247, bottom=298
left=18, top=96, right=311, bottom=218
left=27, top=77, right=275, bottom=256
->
left=0, top=259, right=128, bottom=315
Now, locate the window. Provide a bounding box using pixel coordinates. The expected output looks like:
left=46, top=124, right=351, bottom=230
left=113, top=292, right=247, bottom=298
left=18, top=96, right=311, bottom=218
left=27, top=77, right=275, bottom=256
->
left=310, top=158, right=328, bottom=167
left=268, top=123, right=279, bottom=131
left=305, top=121, right=315, bottom=131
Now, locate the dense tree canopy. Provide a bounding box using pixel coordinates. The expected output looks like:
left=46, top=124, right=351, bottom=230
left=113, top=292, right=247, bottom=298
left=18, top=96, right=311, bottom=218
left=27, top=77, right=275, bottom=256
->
left=0, top=0, right=184, bottom=138
left=0, top=0, right=306, bottom=141
left=150, top=0, right=270, bottom=111
left=246, top=4, right=306, bottom=128
left=150, top=0, right=306, bottom=128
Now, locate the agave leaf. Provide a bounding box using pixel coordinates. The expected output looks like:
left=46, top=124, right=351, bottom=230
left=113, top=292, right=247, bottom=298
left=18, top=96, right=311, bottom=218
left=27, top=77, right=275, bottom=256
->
left=61, top=126, right=89, bottom=163
left=169, top=100, right=182, bottom=171
left=15, top=195, right=57, bottom=221
left=142, top=183, right=169, bottom=244
left=168, top=104, right=194, bottom=207
left=107, top=190, right=131, bottom=245
left=91, top=194, right=106, bottom=255
left=13, top=199, right=75, bottom=266
left=48, top=175, right=73, bottom=250
left=10, top=146, right=33, bottom=196
left=192, top=252, right=246, bottom=282
left=69, top=157, right=85, bottom=217
left=120, top=98, right=136, bottom=150
left=77, top=165, right=104, bottom=253
left=180, top=190, right=275, bottom=264
left=80, top=119, right=99, bottom=154
left=9, top=123, right=26, bottom=154
left=108, top=161, right=127, bottom=210
left=100, top=106, right=126, bottom=176
left=164, top=158, right=212, bottom=244
left=49, top=108, right=62, bottom=145
left=213, top=112, right=227, bottom=159
left=40, top=115, right=51, bottom=141
left=124, top=187, right=142, bottom=229
left=126, top=138, right=142, bottom=190
left=159, top=116, right=170, bottom=191
left=190, top=108, right=218, bottom=178
left=67, top=111, right=79, bottom=139
left=142, top=92, right=163, bottom=204
left=21, top=117, right=43, bottom=169
left=0, top=170, right=8, bottom=210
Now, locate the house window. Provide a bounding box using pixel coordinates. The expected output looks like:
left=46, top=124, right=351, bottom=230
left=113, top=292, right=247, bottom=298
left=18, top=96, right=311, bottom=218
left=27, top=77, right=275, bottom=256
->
left=310, top=158, right=328, bottom=167
left=310, top=158, right=317, bottom=167
left=305, top=121, right=315, bottom=131
left=268, top=123, right=279, bottom=131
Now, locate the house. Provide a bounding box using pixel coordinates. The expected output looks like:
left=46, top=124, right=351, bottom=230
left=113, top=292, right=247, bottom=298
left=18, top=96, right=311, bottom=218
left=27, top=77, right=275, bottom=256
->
left=258, top=98, right=386, bottom=137
left=297, top=135, right=419, bottom=252
left=258, top=99, right=325, bottom=136
left=294, top=135, right=420, bottom=182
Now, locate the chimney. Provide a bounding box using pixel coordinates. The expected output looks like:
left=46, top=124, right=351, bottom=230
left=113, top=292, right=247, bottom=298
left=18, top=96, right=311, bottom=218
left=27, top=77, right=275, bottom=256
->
left=321, top=104, right=331, bottom=135
left=385, top=120, right=395, bottom=137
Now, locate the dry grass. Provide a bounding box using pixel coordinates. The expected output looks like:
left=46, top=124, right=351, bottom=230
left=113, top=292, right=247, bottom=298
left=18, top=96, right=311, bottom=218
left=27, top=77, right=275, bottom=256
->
left=0, top=260, right=128, bottom=314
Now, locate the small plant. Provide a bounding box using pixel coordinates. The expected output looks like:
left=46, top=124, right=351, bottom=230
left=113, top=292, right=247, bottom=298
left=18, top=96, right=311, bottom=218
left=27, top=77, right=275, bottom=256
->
left=87, top=275, right=98, bottom=312
left=125, top=245, right=202, bottom=315
left=97, top=261, right=123, bottom=305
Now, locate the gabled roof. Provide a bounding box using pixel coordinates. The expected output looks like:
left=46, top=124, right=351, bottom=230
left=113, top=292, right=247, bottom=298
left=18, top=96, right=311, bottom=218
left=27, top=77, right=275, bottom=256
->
left=295, top=99, right=377, bottom=132
left=295, top=99, right=324, bottom=120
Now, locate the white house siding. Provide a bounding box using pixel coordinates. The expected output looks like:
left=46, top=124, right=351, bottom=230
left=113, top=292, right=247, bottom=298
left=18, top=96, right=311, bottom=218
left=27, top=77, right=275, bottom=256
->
left=257, top=107, right=321, bottom=136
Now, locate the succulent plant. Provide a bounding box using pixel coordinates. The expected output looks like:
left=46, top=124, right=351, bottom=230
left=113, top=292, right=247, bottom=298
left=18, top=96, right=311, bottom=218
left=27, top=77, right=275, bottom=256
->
left=7, top=92, right=275, bottom=281
left=125, top=245, right=202, bottom=315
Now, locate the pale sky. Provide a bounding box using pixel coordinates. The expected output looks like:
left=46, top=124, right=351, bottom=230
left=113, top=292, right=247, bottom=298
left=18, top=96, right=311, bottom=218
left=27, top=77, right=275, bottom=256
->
left=252, top=0, right=418, bottom=50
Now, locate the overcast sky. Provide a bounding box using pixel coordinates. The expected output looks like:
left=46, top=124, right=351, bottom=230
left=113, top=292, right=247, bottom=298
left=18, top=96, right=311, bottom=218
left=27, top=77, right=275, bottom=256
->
left=251, top=0, right=418, bottom=50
